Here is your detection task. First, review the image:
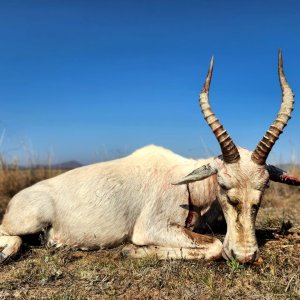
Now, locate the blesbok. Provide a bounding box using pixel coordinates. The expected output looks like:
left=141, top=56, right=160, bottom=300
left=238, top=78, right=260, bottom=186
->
left=0, top=50, right=299, bottom=264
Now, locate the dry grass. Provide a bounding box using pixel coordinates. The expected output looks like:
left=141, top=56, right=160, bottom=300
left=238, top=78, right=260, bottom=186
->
left=0, top=163, right=299, bottom=299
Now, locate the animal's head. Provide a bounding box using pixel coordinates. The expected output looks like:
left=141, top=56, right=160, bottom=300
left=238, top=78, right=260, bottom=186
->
left=176, top=50, right=300, bottom=263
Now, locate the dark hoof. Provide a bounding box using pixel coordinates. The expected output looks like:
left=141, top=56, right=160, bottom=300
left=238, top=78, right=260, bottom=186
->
left=0, top=252, right=7, bottom=263
left=121, top=249, right=130, bottom=258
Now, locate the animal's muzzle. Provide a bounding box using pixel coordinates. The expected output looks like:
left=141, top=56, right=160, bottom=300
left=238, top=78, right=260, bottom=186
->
left=222, top=248, right=259, bottom=264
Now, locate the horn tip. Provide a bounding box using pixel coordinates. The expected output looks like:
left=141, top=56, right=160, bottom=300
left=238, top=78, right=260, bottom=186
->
left=278, top=49, right=283, bottom=66
left=209, top=56, right=214, bottom=69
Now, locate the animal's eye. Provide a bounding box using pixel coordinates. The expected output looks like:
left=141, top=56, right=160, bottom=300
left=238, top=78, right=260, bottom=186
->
left=252, top=204, right=260, bottom=210
left=220, top=183, right=229, bottom=190
left=227, top=196, right=239, bottom=206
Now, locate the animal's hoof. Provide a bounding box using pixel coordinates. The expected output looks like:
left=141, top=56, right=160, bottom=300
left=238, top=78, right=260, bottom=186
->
left=121, top=249, right=130, bottom=258
left=0, top=252, right=7, bottom=264
left=121, top=245, right=137, bottom=258
left=121, top=245, right=133, bottom=258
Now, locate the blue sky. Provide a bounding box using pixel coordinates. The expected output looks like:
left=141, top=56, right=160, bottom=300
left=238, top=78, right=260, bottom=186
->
left=0, top=0, right=300, bottom=165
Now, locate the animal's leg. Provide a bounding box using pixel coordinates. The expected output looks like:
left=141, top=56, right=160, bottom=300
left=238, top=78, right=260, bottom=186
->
left=122, top=243, right=221, bottom=260
left=128, top=224, right=222, bottom=260
left=0, top=230, right=22, bottom=263
left=0, top=191, right=54, bottom=262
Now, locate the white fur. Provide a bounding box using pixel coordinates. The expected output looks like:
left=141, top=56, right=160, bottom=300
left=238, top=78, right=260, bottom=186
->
left=0, top=145, right=222, bottom=261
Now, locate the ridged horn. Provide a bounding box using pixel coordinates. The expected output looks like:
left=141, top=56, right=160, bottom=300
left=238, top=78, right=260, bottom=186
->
left=199, top=57, right=240, bottom=163
left=251, top=50, right=295, bottom=165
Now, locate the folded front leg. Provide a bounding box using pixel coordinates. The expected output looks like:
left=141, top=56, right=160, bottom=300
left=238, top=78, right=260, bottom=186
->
left=126, top=224, right=222, bottom=260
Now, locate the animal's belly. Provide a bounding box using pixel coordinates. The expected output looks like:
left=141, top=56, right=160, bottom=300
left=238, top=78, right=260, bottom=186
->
left=47, top=225, right=129, bottom=250
left=47, top=207, right=132, bottom=249
left=49, top=193, right=139, bottom=249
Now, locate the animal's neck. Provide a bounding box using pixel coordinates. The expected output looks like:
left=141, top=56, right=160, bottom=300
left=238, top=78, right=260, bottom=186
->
left=183, top=175, right=220, bottom=230
left=188, top=174, right=219, bottom=212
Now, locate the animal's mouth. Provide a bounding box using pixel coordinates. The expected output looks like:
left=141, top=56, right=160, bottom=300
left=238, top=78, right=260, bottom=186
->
left=222, top=247, right=258, bottom=264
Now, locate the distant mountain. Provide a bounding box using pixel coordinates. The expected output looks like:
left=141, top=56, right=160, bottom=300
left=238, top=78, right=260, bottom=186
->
left=15, top=160, right=83, bottom=170
left=51, top=160, right=82, bottom=169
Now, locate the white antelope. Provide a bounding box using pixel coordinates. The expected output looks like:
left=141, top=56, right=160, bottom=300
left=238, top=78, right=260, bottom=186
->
left=0, top=50, right=299, bottom=264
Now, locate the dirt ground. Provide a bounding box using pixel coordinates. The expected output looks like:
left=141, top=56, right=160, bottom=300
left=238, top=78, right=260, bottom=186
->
left=0, top=168, right=299, bottom=299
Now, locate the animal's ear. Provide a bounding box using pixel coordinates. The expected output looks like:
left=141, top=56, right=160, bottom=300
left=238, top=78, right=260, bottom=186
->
left=267, top=165, right=300, bottom=186
left=173, top=163, right=217, bottom=185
